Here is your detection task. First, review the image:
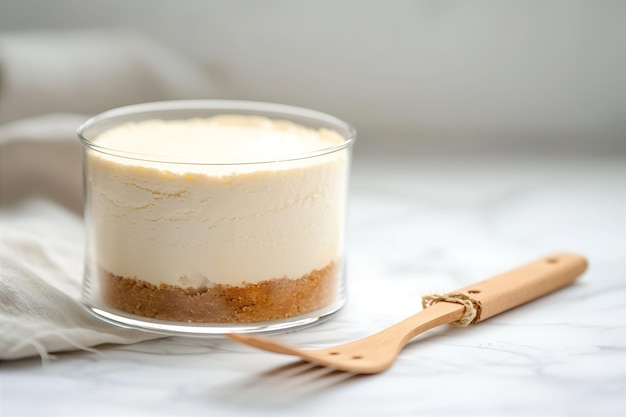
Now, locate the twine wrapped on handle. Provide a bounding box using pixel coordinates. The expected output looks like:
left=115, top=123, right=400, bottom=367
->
left=421, top=292, right=482, bottom=326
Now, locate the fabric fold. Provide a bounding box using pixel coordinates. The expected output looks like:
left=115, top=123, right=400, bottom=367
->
left=0, top=200, right=162, bottom=361
left=0, top=30, right=214, bottom=124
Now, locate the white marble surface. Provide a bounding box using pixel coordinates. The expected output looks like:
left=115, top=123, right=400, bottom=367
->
left=2, top=154, right=625, bottom=416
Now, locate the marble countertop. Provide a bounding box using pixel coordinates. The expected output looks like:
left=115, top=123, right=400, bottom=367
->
left=2, top=153, right=625, bottom=416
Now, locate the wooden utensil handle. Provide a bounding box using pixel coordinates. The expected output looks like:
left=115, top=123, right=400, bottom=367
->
left=455, top=253, right=587, bottom=323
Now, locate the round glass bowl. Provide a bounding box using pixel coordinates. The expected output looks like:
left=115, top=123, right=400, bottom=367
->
left=78, top=100, right=355, bottom=335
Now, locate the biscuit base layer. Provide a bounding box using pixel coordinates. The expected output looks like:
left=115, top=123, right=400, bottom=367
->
left=99, top=262, right=338, bottom=323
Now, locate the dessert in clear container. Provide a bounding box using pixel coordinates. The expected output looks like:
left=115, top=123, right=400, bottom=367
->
left=78, top=100, right=355, bottom=335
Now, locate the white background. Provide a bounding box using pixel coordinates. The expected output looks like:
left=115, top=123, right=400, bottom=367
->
left=1, top=0, right=624, bottom=154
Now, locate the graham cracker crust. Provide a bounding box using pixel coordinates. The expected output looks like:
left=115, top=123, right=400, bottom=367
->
left=100, top=262, right=338, bottom=323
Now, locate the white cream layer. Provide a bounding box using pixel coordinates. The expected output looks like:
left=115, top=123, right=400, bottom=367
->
left=87, top=116, right=349, bottom=287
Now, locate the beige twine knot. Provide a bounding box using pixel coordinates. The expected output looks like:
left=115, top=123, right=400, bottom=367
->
left=421, top=292, right=482, bottom=327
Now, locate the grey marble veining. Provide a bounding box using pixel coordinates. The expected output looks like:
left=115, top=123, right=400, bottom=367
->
left=2, top=154, right=625, bottom=416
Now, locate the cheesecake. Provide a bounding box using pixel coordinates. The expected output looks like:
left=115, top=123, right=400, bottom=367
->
left=85, top=115, right=350, bottom=323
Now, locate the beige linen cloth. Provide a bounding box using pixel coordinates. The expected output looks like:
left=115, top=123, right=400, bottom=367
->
left=0, top=31, right=214, bottom=360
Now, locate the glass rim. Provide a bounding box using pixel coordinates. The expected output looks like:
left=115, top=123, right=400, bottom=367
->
left=77, top=99, right=356, bottom=165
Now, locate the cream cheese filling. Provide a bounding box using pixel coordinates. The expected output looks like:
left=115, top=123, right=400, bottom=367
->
left=87, top=115, right=349, bottom=287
